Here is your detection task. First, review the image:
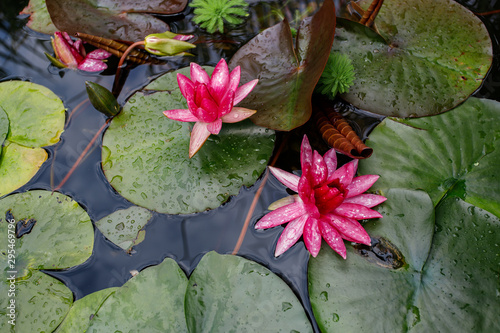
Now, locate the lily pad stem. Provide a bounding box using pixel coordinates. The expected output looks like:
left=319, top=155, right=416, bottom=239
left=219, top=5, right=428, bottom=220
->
left=359, top=0, right=384, bottom=26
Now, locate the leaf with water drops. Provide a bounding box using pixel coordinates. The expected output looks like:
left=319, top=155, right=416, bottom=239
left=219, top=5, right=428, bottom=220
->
left=102, top=66, right=275, bottom=214
left=309, top=188, right=500, bottom=332
left=95, top=206, right=152, bottom=252
left=185, top=251, right=313, bottom=332
left=45, top=0, right=188, bottom=41
left=359, top=97, right=500, bottom=218
left=0, top=81, right=65, bottom=197
left=334, top=0, right=492, bottom=117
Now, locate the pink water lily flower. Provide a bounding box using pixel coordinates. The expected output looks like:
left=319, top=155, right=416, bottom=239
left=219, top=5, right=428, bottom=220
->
left=49, top=32, right=111, bottom=72
left=256, top=135, right=387, bottom=259
left=163, top=58, right=258, bottom=158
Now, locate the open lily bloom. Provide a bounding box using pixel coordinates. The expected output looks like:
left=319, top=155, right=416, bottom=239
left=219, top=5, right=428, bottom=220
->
left=163, top=58, right=258, bottom=158
left=256, top=135, right=387, bottom=259
left=49, top=32, right=111, bottom=72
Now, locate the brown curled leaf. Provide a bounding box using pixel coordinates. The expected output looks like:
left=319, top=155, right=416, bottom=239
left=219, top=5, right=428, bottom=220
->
left=313, top=100, right=373, bottom=159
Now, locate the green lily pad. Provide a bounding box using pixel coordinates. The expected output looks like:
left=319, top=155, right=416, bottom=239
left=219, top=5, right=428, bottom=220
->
left=228, top=0, right=335, bottom=131
left=45, top=0, right=187, bottom=41
left=102, top=66, right=275, bottom=214
left=0, top=270, right=73, bottom=333
left=21, top=0, right=58, bottom=35
left=0, top=190, right=94, bottom=277
left=0, top=81, right=65, bottom=197
left=86, top=258, right=188, bottom=332
left=358, top=97, right=500, bottom=217
left=186, top=251, right=313, bottom=332
left=95, top=206, right=152, bottom=252
left=0, top=106, right=8, bottom=148
left=309, top=189, right=500, bottom=332
left=333, top=0, right=492, bottom=117
left=55, top=288, right=118, bottom=333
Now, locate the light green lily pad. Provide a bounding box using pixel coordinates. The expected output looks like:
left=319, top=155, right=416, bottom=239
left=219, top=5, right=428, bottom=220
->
left=96, top=206, right=152, bottom=251
left=185, top=251, right=313, bottom=332
left=0, top=81, right=65, bottom=197
left=358, top=97, right=500, bottom=217
left=21, top=0, right=58, bottom=35
left=86, top=258, right=188, bottom=332
left=0, top=106, right=8, bottom=150
left=102, top=66, right=275, bottom=214
left=55, top=288, right=118, bottom=333
left=309, top=189, right=500, bottom=332
left=333, top=0, right=492, bottom=117
left=0, top=190, right=94, bottom=277
left=0, top=270, right=73, bottom=333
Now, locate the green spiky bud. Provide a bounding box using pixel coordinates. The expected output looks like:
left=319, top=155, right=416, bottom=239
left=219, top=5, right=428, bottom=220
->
left=317, top=53, right=356, bottom=98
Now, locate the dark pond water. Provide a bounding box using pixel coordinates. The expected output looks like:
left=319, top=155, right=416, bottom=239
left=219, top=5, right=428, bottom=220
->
left=1, top=0, right=499, bottom=331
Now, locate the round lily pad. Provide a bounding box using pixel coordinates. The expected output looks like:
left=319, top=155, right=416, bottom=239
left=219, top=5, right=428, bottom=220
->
left=0, top=81, right=65, bottom=196
left=309, top=189, right=500, bottom=332
left=185, top=251, right=313, bottom=332
left=102, top=66, right=275, bottom=214
left=334, top=0, right=492, bottom=117
left=95, top=206, right=152, bottom=252
left=358, top=97, right=500, bottom=218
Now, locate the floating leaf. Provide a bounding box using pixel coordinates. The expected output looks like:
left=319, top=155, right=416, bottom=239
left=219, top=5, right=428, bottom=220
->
left=359, top=97, right=500, bottom=218
left=0, top=81, right=65, bottom=196
left=45, top=0, right=188, bottom=41
left=85, top=81, right=121, bottom=118
left=0, top=270, right=73, bottom=333
left=309, top=188, right=500, bottom=332
left=185, top=251, right=313, bottom=332
left=95, top=206, right=152, bottom=251
left=333, top=0, right=492, bottom=117
left=228, top=0, right=336, bottom=131
left=102, top=66, right=275, bottom=214
left=0, top=106, right=9, bottom=160
left=20, top=0, right=58, bottom=35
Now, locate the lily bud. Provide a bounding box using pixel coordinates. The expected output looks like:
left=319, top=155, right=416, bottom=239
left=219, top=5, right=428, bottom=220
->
left=144, top=31, right=196, bottom=56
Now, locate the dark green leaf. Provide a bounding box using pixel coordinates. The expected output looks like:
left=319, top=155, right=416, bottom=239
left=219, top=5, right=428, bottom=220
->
left=85, top=81, right=121, bottom=118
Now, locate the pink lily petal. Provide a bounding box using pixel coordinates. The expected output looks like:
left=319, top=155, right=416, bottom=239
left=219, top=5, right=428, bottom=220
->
left=275, top=215, right=308, bottom=257
left=334, top=203, right=383, bottom=220
left=207, top=119, right=222, bottom=135
left=303, top=217, right=321, bottom=257
left=190, top=62, right=210, bottom=84
left=318, top=219, right=346, bottom=259
left=200, top=97, right=219, bottom=122
left=328, top=159, right=358, bottom=186
left=163, top=109, right=198, bottom=122
left=177, top=73, right=195, bottom=100
left=221, top=107, right=256, bottom=123
left=314, top=185, right=345, bottom=214
left=210, top=58, right=229, bottom=103
left=234, top=79, right=258, bottom=105
left=189, top=122, right=211, bottom=158
left=309, top=150, right=327, bottom=187
left=228, top=65, right=241, bottom=93
left=74, top=40, right=85, bottom=55
left=218, top=89, right=235, bottom=118
left=323, top=148, right=337, bottom=177
left=300, top=135, right=313, bottom=175
left=173, top=34, right=194, bottom=41
left=346, top=175, right=380, bottom=198
left=298, top=174, right=315, bottom=208
left=255, top=201, right=305, bottom=229
left=194, top=83, right=210, bottom=108
left=268, top=195, right=299, bottom=211
left=326, top=214, right=371, bottom=245
left=86, top=49, right=112, bottom=60
left=268, top=166, right=299, bottom=192
left=52, top=32, right=78, bottom=68
left=344, top=194, right=387, bottom=208
left=77, top=58, right=107, bottom=72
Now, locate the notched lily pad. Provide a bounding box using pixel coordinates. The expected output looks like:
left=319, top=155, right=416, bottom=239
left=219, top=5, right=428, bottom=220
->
left=0, top=81, right=65, bottom=197
left=334, top=0, right=492, bottom=117
left=96, top=206, right=152, bottom=252
left=45, top=0, right=188, bottom=41
left=102, top=66, right=275, bottom=214
left=229, top=0, right=336, bottom=131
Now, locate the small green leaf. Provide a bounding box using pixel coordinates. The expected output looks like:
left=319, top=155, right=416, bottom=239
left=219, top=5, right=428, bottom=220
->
left=85, top=81, right=121, bottom=118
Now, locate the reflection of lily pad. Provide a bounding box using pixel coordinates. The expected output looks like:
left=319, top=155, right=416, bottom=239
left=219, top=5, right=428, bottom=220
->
left=102, top=66, right=275, bottom=214
left=0, top=190, right=94, bottom=333
left=359, top=97, right=500, bottom=217
left=333, top=0, right=492, bottom=117
left=309, top=189, right=500, bottom=332
left=0, top=81, right=65, bottom=197
left=186, top=251, right=313, bottom=332
left=96, top=206, right=152, bottom=251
